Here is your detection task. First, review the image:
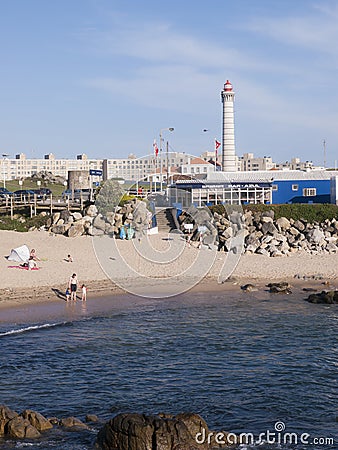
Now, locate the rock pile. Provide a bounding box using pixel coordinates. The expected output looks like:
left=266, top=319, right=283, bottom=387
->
left=46, top=199, right=144, bottom=238
left=212, top=209, right=338, bottom=257
left=0, top=405, right=89, bottom=439
left=30, top=170, right=66, bottom=184
left=37, top=203, right=338, bottom=258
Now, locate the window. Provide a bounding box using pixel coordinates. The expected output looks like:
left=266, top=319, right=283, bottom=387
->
left=303, top=188, right=316, bottom=197
left=272, top=185, right=278, bottom=191
left=292, top=184, right=298, bottom=191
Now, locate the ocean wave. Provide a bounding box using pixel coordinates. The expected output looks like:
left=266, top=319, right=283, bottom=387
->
left=0, top=322, right=70, bottom=337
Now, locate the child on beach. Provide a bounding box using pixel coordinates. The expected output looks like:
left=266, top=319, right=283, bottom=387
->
left=65, top=287, right=70, bottom=301
left=81, top=284, right=87, bottom=302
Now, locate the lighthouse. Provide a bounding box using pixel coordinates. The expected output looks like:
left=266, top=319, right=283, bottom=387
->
left=221, top=80, right=237, bottom=172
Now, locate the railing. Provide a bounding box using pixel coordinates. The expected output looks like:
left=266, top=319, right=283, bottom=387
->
left=0, top=193, right=91, bottom=219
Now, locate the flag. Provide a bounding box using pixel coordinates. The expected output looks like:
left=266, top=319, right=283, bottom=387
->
left=215, top=139, right=221, bottom=164
left=153, top=139, right=159, bottom=157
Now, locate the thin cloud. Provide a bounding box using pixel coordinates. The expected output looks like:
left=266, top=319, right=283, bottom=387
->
left=247, top=2, right=338, bottom=57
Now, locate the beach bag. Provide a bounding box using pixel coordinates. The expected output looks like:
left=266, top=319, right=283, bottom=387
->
left=119, top=226, right=126, bottom=240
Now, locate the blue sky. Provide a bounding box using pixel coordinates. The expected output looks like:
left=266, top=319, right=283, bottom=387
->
left=1, top=0, right=338, bottom=167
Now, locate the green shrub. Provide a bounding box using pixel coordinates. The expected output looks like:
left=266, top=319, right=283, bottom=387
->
left=244, top=204, right=338, bottom=222
left=0, top=214, right=49, bottom=232
left=208, top=203, right=338, bottom=222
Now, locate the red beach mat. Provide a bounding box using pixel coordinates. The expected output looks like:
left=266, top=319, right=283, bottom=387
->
left=8, top=266, right=41, bottom=270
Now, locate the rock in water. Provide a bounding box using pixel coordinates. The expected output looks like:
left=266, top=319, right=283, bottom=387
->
left=0, top=405, right=18, bottom=436
left=267, top=282, right=292, bottom=294
left=96, top=413, right=213, bottom=450
left=306, top=290, right=338, bottom=304
left=241, top=284, right=258, bottom=292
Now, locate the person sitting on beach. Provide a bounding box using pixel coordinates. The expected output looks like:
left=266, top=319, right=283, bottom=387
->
left=30, top=248, right=40, bottom=261
left=69, top=273, right=78, bottom=301
left=67, top=254, right=73, bottom=263
left=81, top=284, right=87, bottom=302
left=28, top=256, right=37, bottom=270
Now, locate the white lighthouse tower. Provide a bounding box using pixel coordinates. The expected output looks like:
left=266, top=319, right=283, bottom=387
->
left=221, top=80, right=237, bottom=172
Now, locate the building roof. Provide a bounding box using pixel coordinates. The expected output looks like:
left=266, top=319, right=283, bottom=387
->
left=205, top=170, right=336, bottom=183
left=189, top=157, right=212, bottom=165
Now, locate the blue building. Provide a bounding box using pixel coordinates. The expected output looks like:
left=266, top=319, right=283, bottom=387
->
left=169, top=170, right=335, bottom=207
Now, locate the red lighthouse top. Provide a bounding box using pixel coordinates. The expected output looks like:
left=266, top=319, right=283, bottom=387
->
left=223, top=80, right=233, bottom=91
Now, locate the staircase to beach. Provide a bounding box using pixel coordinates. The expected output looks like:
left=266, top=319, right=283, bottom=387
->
left=154, top=208, right=178, bottom=233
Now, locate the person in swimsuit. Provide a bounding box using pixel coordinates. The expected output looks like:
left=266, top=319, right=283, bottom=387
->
left=69, top=273, right=78, bottom=301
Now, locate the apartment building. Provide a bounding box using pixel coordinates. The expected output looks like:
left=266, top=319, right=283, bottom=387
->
left=0, top=152, right=192, bottom=182
left=239, top=153, right=275, bottom=171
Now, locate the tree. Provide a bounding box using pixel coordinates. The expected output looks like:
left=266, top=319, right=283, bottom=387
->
left=95, top=180, right=126, bottom=215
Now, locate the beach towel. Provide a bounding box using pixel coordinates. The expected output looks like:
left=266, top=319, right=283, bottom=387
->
left=8, top=265, right=41, bottom=270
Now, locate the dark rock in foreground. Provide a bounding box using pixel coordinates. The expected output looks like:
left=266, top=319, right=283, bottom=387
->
left=96, top=412, right=233, bottom=450
left=306, top=290, right=338, bottom=304
left=241, top=284, right=258, bottom=292
left=266, top=282, right=292, bottom=294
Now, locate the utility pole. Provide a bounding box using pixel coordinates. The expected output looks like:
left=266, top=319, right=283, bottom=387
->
left=166, top=140, right=169, bottom=185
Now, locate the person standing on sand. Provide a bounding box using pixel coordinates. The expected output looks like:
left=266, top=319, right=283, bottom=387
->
left=69, top=273, right=78, bottom=301
left=81, top=284, right=87, bottom=301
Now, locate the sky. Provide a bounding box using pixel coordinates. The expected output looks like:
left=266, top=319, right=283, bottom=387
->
left=1, top=0, right=338, bottom=167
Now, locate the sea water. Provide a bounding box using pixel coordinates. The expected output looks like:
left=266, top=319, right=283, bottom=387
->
left=0, top=289, right=336, bottom=449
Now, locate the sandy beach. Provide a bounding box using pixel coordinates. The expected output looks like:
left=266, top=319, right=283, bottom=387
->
left=1, top=229, right=338, bottom=310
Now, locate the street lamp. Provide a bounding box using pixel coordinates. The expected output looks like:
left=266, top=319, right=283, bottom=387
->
left=2, top=154, right=9, bottom=189
left=159, top=127, right=174, bottom=191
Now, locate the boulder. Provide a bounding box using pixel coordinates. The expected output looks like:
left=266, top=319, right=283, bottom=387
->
left=96, top=413, right=211, bottom=450
left=52, top=212, right=61, bottom=224
left=293, top=220, right=305, bottom=231
left=68, top=222, right=85, bottom=238
left=0, top=405, right=18, bottom=436
left=60, top=417, right=88, bottom=428
left=261, top=216, right=273, bottom=223
left=307, top=228, right=325, bottom=244
left=90, top=227, right=105, bottom=236
left=60, top=209, right=71, bottom=222
left=21, top=409, right=53, bottom=432
left=306, top=290, right=338, bottom=304
left=86, top=414, right=99, bottom=423
left=276, top=217, right=291, bottom=231
left=51, top=225, right=67, bottom=235
left=241, top=284, right=258, bottom=292
left=261, top=221, right=277, bottom=235
left=7, top=416, right=41, bottom=439
left=85, top=204, right=98, bottom=217
left=93, top=214, right=107, bottom=231
left=267, top=282, right=292, bottom=294
left=72, top=212, right=83, bottom=221
left=256, top=248, right=270, bottom=256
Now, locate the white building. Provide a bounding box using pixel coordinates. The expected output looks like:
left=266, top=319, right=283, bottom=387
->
left=0, top=152, right=192, bottom=183
left=239, top=153, right=275, bottom=171
left=275, top=157, right=317, bottom=171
